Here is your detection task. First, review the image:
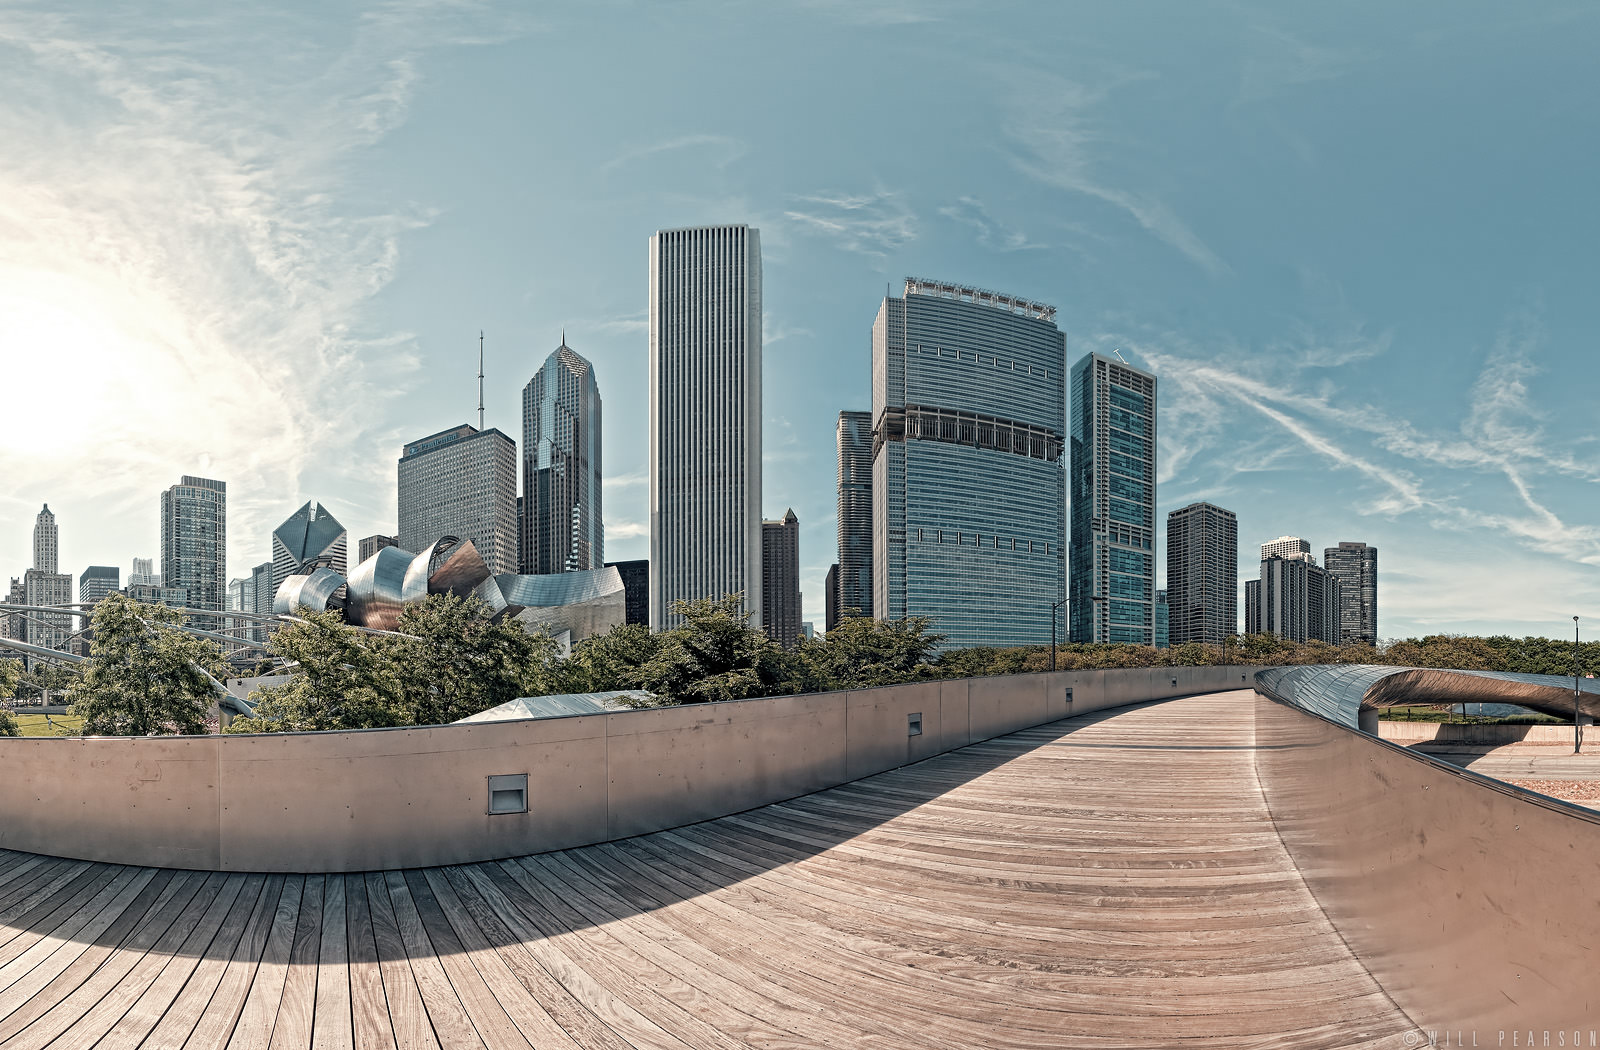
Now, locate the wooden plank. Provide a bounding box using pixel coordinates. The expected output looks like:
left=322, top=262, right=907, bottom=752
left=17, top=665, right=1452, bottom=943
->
left=3, top=871, right=225, bottom=1050
left=311, top=870, right=353, bottom=1050
left=184, top=874, right=285, bottom=1050
left=227, top=874, right=305, bottom=1050
left=92, top=871, right=251, bottom=1048
left=0, top=865, right=133, bottom=990
left=141, top=874, right=269, bottom=1049
left=267, top=873, right=324, bottom=1050
left=0, top=868, right=181, bottom=1043
left=397, top=869, right=530, bottom=1050
left=342, top=873, right=396, bottom=1050
left=421, top=868, right=580, bottom=1050
left=0, top=860, right=94, bottom=950
left=361, top=872, right=437, bottom=1050
left=380, top=870, right=484, bottom=1050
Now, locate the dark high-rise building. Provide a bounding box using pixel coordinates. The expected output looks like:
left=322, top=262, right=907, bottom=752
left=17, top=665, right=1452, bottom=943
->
left=1070, top=353, right=1157, bottom=644
left=836, top=410, right=873, bottom=619
left=357, top=534, right=400, bottom=564
left=761, top=509, right=801, bottom=649
left=78, top=566, right=119, bottom=607
left=1324, top=541, right=1378, bottom=644
left=398, top=424, right=518, bottom=575
left=271, top=502, right=348, bottom=596
left=605, top=560, right=649, bottom=626
left=825, top=563, right=840, bottom=633
left=521, top=340, right=603, bottom=575
left=1165, top=501, right=1239, bottom=646
left=160, top=475, right=226, bottom=629
left=873, top=278, right=1066, bottom=649
left=649, top=225, right=762, bottom=630
left=1155, top=589, right=1169, bottom=649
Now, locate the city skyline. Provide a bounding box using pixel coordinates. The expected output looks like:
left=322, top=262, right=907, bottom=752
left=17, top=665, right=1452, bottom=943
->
left=1, top=4, right=1597, bottom=639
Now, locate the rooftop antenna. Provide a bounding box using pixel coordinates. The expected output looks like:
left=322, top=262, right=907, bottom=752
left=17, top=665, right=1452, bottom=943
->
left=477, top=331, right=485, bottom=430
left=1111, top=346, right=1130, bottom=366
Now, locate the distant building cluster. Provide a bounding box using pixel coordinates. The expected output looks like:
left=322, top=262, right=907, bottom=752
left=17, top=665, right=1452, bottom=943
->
left=3, top=224, right=1384, bottom=670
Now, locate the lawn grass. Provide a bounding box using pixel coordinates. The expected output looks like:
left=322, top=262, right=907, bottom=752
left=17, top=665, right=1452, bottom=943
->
left=13, top=713, right=85, bottom=737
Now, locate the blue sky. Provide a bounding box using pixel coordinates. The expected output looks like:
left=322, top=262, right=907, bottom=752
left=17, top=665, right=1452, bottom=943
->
left=1, top=1, right=1596, bottom=639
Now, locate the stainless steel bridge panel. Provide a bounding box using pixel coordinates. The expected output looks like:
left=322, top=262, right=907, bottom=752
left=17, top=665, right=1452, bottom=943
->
left=271, top=567, right=346, bottom=615
left=344, top=545, right=420, bottom=631
left=1256, top=663, right=1600, bottom=728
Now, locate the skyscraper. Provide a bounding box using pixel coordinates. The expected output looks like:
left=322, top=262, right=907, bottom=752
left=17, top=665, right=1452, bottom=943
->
left=1165, top=501, right=1239, bottom=645
left=160, top=476, right=227, bottom=629
left=357, top=535, right=399, bottom=564
left=873, top=278, right=1066, bottom=648
left=604, top=559, right=649, bottom=626
left=762, top=509, right=801, bottom=649
left=1155, top=589, right=1169, bottom=649
left=398, top=424, right=518, bottom=575
left=1261, top=536, right=1312, bottom=561
left=836, top=410, right=873, bottom=619
left=824, top=563, right=840, bottom=633
left=129, top=557, right=159, bottom=587
left=1069, top=352, right=1158, bottom=644
left=648, top=224, right=762, bottom=629
left=22, top=570, right=71, bottom=653
left=1324, top=541, right=1378, bottom=644
left=78, top=566, right=119, bottom=607
left=521, top=340, right=603, bottom=575
left=271, top=502, right=348, bottom=596
left=2, top=578, right=23, bottom=642
left=1246, top=554, right=1341, bottom=643
left=250, top=561, right=274, bottom=643
left=32, top=505, right=57, bottom=574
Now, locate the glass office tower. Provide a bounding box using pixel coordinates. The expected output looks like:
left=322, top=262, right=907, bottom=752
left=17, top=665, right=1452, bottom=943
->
left=835, top=410, right=873, bottom=619
left=521, top=340, right=603, bottom=575
left=160, top=475, right=227, bottom=631
left=1069, top=353, right=1157, bottom=644
left=871, top=277, right=1066, bottom=649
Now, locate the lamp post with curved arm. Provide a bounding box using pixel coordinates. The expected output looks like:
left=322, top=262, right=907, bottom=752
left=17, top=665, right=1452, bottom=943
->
left=1050, top=597, right=1068, bottom=671
left=1576, top=615, right=1583, bottom=755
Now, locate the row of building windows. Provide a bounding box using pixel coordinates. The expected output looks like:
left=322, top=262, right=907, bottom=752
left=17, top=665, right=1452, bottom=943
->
left=912, top=528, right=1054, bottom=555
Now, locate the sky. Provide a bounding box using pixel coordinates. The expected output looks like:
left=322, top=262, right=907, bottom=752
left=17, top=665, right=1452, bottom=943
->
left=1, top=0, right=1597, bottom=640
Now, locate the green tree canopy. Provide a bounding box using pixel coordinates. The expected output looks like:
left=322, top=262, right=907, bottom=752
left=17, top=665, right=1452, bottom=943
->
left=807, top=614, right=944, bottom=689
left=69, top=594, right=228, bottom=736
left=0, top=657, right=21, bottom=736
left=385, top=594, right=558, bottom=725
left=561, top=622, right=662, bottom=694
left=634, top=594, right=791, bottom=705
left=234, top=609, right=405, bottom=733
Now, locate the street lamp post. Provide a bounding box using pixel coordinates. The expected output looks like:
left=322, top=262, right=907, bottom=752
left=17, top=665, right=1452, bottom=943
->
left=1575, top=616, right=1583, bottom=755
left=1050, top=597, right=1068, bottom=671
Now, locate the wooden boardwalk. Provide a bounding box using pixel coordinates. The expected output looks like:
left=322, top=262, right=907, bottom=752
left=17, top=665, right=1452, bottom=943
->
left=0, top=691, right=1411, bottom=1048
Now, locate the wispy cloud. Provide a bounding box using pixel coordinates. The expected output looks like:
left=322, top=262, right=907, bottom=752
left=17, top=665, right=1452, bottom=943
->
left=0, top=4, right=517, bottom=573
left=1235, top=26, right=1373, bottom=106
left=603, top=470, right=648, bottom=491
left=938, top=196, right=1044, bottom=252
left=999, top=67, right=1229, bottom=276
left=784, top=189, right=917, bottom=259
left=599, top=133, right=747, bottom=177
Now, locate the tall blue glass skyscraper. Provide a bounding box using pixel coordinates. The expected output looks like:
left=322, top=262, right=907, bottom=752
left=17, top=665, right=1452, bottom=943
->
left=871, top=278, right=1066, bottom=649
left=1069, top=353, right=1157, bottom=644
left=521, top=340, right=603, bottom=575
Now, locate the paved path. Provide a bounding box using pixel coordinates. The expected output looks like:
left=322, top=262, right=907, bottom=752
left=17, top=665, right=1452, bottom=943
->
left=0, top=690, right=1411, bottom=1048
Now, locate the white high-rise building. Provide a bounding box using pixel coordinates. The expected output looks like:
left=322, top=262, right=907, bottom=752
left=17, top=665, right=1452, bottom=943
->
left=129, top=557, right=159, bottom=587
left=160, top=475, right=227, bottom=631
left=1261, top=536, right=1313, bottom=563
left=647, top=224, right=762, bottom=629
left=32, top=505, right=57, bottom=575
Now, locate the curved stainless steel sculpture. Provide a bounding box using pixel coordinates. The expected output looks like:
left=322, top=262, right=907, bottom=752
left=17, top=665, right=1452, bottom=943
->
left=272, top=567, right=346, bottom=615
left=498, top=564, right=625, bottom=640
left=342, top=544, right=419, bottom=631
left=1256, top=663, right=1600, bottom=728
left=403, top=536, right=460, bottom=601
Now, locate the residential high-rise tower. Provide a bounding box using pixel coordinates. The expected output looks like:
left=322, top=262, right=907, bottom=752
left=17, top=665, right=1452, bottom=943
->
left=836, top=410, right=873, bottom=620
left=1069, top=353, right=1158, bottom=644
left=648, top=224, right=762, bottom=629
left=521, top=340, right=603, bottom=575
left=762, top=509, right=801, bottom=648
left=160, top=476, right=226, bottom=628
left=873, top=278, right=1067, bottom=648
left=1324, top=541, right=1379, bottom=644
left=1165, top=501, right=1239, bottom=645
left=398, top=424, right=518, bottom=574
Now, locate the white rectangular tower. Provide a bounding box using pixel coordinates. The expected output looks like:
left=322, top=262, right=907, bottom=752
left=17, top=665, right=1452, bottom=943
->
left=648, top=225, right=763, bottom=629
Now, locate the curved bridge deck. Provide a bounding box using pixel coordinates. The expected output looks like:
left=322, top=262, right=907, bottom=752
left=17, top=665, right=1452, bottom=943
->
left=0, top=691, right=1409, bottom=1048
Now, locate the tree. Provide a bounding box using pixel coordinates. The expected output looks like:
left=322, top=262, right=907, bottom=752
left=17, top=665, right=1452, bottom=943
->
left=0, top=658, right=21, bottom=736
left=385, top=594, right=558, bottom=725
left=635, top=594, right=791, bottom=705
left=14, top=661, right=80, bottom=704
left=804, top=614, right=944, bottom=688
left=561, top=622, right=662, bottom=694
left=69, top=594, right=228, bottom=736
left=234, top=609, right=405, bottom=733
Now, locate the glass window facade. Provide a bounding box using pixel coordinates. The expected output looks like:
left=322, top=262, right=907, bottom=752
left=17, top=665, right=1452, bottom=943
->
left=1069, top=353, right=1157, bottom=644
left=871, top=282, right=1066, bottom=649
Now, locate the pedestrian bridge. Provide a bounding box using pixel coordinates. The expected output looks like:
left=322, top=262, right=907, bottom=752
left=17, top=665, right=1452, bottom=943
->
left=0, top=667, right=1594, bottom=1047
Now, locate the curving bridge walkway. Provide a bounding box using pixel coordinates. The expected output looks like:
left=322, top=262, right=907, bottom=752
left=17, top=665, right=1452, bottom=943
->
left=0, top=691, right=1411, bottom=1048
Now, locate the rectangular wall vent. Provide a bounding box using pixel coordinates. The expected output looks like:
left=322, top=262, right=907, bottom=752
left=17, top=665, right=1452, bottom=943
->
left=907, top=712, right=923, bottom=737
left=487, top=773, right=528, bottom=815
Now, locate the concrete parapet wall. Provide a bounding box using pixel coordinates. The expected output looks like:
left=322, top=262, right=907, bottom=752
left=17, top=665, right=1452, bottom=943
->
left=1256, top=690, right=1600, bottom=1034
left=1378, top=719, right=1580, bottom=746
left=0, top=665, right=1256, bottom=872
